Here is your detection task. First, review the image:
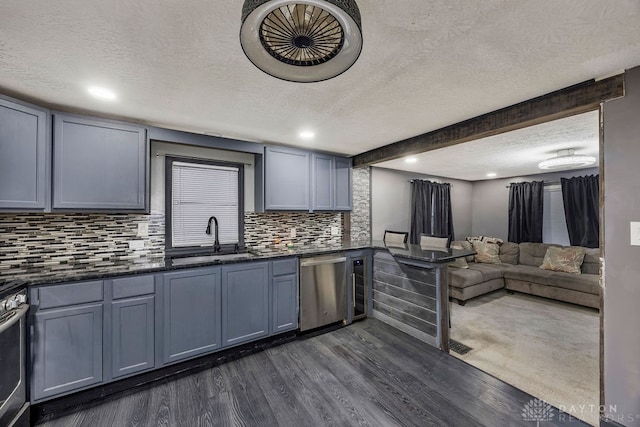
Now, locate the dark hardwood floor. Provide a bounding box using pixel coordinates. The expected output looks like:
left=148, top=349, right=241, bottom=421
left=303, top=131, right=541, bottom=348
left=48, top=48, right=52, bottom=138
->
left=36, top=318, right=589, bottom=426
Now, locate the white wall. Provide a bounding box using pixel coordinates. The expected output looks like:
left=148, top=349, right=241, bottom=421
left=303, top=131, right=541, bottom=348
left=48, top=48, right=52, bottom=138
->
left=471, top=168, right=599, bottom=241
left=371, top=167, right=473, bottom=241
left=150, top=141, right=255, bottom=215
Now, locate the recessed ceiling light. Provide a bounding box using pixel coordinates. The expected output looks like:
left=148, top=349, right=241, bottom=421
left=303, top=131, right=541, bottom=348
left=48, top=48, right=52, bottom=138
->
left=405, top=157, right=418, bottom=164
left=486, top=172, right=497, bottom=177
left=299, top=131, right=315, bottom=140
left=88, top=86, right=116, bottom=100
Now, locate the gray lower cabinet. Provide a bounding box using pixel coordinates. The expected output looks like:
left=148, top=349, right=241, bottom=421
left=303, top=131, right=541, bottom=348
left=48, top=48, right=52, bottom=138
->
left=264, top=146, right=310, bottom=210
left=222, top=262, right=270, bottom=347
left=161, top=267, right=222, bottom=364
left=31, top=303, right=103, bottom=401
left=52, top=113, right=148, bottom=211
left=111, top=295, right=155, bottom=378
left=30, top=259, right=300, bottom=402
left=0, top=96, right=49, bottom=210
left=271, top=258, right=299, bottom=334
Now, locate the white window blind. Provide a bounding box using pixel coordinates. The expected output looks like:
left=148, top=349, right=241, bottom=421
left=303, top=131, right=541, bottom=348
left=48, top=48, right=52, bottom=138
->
left=171, top=161, right=239, bottom=248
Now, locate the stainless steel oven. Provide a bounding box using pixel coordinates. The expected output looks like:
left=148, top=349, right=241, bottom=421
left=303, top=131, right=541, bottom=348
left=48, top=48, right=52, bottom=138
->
left=0, top=281, right=29, bottom=427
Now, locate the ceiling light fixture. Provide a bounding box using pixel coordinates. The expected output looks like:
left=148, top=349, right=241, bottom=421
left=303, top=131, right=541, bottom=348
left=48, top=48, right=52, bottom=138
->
left=486, top=172, right=497, bottom=177
left=240, top=0, right=362, bottom=82
left=538, top=149, right=596, bottom=170
left=405, top=157, right=418, bottom=164
left=299, top=130, right=315, bottom=139
left=87, top=86, right=116, bottom=100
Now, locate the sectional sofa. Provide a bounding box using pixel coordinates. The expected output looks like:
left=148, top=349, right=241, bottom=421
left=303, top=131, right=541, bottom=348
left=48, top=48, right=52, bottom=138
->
left=448, top=241, right=600, bottom=309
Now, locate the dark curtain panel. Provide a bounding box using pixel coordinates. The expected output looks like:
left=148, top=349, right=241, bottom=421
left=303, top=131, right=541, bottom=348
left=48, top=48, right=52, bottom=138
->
left=409, top=180, right=454, bottom=244
left=508, top=181, right=544, bottom=243
left=561, top=175, right=599, bottom=248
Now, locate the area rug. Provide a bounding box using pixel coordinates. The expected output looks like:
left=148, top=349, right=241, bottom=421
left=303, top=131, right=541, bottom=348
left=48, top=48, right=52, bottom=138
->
left=450, top=290, right=599, bottom=426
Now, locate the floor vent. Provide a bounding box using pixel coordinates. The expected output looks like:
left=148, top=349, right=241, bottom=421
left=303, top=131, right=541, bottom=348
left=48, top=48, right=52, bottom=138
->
left=450, top=339, right=473, bottom=355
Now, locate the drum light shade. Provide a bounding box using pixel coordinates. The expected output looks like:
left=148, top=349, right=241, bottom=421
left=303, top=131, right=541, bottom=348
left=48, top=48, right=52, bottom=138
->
left=538, top=149, right=596, bottom=170
left=240, top=0, right=362, bottom=82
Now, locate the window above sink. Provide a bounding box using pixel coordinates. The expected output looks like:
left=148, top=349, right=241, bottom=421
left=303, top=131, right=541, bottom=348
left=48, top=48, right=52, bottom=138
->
left=165, top=156, right=245, bottom=257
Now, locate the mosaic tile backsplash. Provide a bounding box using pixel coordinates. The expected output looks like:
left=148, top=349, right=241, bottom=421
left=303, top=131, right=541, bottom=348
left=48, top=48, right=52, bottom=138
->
left=350, top=166, right=371, bottom=243
left=0, top=211, right=344, bottom=279
left=0, top=213, right=165, bottom=279
left=244, top=212, right=343, bottom=249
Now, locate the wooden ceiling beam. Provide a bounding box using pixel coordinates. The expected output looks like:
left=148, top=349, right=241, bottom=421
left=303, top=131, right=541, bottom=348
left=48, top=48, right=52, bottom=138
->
left=352, top=74, right=624, bottom=167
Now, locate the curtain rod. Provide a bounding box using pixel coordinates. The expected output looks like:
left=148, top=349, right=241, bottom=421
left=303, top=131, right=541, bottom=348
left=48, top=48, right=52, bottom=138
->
left=505, top=180, right=560, bottom=188
left=409, top=179, right=452, bottom=187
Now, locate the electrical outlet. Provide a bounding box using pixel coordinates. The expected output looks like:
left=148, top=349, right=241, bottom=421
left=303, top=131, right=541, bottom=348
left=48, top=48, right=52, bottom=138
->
left=331, top=226, right=340, bottom=236
left=137, top=222, right=149, bottom=237
left=290, top=228, right=296, bottom=238
left=128, top=240, right=145, bottom=250
left=631, top=222, right=640, bottom=246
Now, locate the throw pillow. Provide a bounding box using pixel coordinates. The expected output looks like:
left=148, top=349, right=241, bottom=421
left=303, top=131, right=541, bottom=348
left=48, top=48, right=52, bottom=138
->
left=466, top=235, right=504, bottom=245
left=539, top=246, right=586, bottom=274
left=471, top=241, right=501, bottom=264
left=458, top=240, right=475, bottom=262
left=449, top=245, right=469, bottom=268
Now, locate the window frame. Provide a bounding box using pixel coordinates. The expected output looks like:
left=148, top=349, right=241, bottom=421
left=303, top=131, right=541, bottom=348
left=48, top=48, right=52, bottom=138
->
left=164, top=155, right=245, bottom=257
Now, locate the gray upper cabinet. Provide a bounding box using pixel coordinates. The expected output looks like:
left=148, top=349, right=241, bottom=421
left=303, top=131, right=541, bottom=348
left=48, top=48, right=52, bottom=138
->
left=222, top=262, right=270, bottom=347
left=0, top=97, right=49, bottom=210
left=265, top=146, right=351, bottom=212
left=334, top=156, right=352, bottom=210
left=31, top=303, right=103, bottom=401
left=311, top=153, right=334, bottom=211
left=161, top=267, right=222, bottom=364
left=311, top=153, right=352, bottom=211
left=52, top=114, right=148, bottom=211
left=264, top=146, right=310, bottom=210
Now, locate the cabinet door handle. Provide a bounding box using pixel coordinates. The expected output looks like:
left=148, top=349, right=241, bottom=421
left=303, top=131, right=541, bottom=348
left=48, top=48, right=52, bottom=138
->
left=352, top=273, right=356, bottom=308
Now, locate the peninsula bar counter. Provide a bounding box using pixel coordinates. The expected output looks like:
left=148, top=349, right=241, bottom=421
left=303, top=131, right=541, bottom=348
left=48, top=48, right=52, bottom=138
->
left=371, top=242, right=475, bottom=352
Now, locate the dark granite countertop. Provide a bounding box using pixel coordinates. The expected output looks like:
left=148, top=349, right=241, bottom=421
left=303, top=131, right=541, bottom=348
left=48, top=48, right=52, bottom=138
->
left=0, top=240, right=474, bottom=287
left=381, top=242, right=475, bottom=264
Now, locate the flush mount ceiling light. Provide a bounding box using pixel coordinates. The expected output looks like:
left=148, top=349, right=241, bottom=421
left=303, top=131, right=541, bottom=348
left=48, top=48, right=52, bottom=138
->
left=538, top=149, right=596, bottom=170
left=299, top=130, right=315, bottom=139
left=240, top=0, right=362, bottom=82
left=404, top=157, right=418, bottom=164
left=87, top=86, right=116, bottom=100
left=486, top=172, right=497, bottom=177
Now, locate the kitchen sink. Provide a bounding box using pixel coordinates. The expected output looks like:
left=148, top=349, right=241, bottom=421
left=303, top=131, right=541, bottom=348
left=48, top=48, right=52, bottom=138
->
left=169, top=252, right=257, bottom=266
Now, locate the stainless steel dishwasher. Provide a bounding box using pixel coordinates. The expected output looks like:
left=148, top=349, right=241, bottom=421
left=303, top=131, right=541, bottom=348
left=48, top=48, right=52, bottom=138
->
left=299, top=253, right=347, bottom=331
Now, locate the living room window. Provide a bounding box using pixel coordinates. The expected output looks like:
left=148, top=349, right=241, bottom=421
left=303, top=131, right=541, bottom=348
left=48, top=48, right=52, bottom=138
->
left=542, top=185, right=570, bottom=246
left=165, top=156, right=244, bottom=256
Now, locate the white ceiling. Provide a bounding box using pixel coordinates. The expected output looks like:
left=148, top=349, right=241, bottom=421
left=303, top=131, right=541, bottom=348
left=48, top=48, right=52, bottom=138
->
left=375, top=110, right=600, bottom=181
left=0, top=1, right=639, bottom=156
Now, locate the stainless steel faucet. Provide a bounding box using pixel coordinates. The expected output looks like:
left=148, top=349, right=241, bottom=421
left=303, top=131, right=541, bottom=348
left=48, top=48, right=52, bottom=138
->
left=205, top=216, right=221, bottom=252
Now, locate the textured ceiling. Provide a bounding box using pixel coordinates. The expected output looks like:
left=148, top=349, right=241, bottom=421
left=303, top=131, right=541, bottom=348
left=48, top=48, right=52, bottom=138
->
left=0, top=1, right=639, bottom=155
left=375, top=110, right=600, bottom=181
